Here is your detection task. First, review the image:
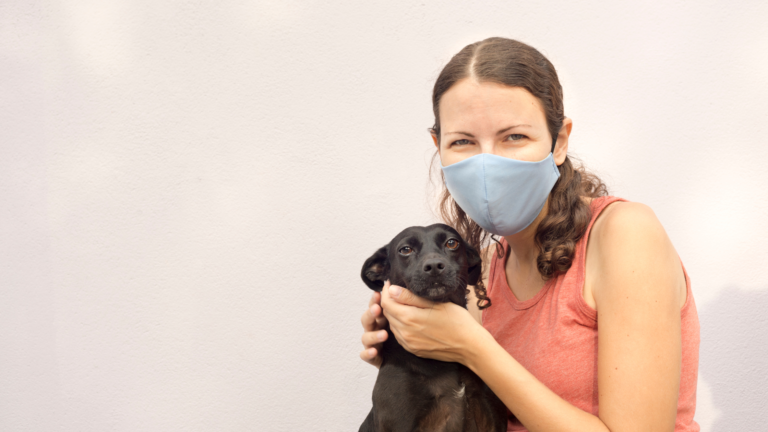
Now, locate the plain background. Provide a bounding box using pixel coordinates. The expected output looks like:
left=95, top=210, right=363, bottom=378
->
left=2, top=1, right=767, bottom=431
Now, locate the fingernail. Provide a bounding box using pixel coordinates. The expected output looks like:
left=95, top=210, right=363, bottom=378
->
left=378, top=331, right=387, bottom=341
left=368, top=348, right=376, bottom=357
left=389, top=285, right=401, bottom=297
left=369, top=305, right=377, bottom=315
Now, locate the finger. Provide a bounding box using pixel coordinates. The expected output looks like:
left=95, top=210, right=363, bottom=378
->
left=372, top=302, right=389, bottom=324
left=360, top=347, right=377, bottom=360
left=362, top=329, right=388, bottom=348
left=381, top=296, right=407, bottom=331
left=380, top=284, right=408, bottom=326
left=387, top=284, right=436, bottom=309
left=361, top=302, right=382, bottom=332
left=359, top=347, right=382, bottom=368
left=375, top=313, right=389, bottom=329
left=381, top=285, right=409, bottom=319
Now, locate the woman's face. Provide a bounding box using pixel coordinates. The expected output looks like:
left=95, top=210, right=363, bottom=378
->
left=434, top=78, right=570, bottom=167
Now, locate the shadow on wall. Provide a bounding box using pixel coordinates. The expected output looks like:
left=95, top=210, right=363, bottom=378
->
left=699, top=287, right=768, bottom=431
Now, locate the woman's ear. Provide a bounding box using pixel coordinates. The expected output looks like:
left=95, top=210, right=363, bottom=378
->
left=429, top=128, right=439, bottom=149
left=553, top=117, right=572, bottom=166
left=361, top=245, right=390, bottom=291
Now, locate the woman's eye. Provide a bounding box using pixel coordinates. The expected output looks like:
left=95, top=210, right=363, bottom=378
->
left=399, top=246, right=413, bottom=256
left=450, top=139, right=472, bottom=147
left=445, top=239, right=459, bottom=250
left=506, top=134, right=526, bottom=141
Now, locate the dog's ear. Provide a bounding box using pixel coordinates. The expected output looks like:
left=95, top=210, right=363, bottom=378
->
left=465, top=242, right=482, bottom=286
left=361, top=245, right=390, bottom=291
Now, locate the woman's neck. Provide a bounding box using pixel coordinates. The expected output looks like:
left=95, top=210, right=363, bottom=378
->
left=502, top=199, right=549, bottom=299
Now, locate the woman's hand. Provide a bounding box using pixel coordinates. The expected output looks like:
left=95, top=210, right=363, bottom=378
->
left=380, top=281, right=483, bottom=364
left=359, top=291, right=389, bottom=368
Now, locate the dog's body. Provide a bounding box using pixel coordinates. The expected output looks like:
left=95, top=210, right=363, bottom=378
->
left=359, top=224, right=507, bottom=432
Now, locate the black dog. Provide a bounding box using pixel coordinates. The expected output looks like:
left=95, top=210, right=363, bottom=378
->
left=359, top=224, right=507, bottom=432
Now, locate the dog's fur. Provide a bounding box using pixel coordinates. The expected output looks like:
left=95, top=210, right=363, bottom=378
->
left=359, top=224, right=507, bottom=432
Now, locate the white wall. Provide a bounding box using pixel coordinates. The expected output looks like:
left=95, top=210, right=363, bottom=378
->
left=2, top=1, right=766, bottom=430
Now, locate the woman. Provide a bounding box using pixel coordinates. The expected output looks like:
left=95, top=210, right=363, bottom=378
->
left=359, top=37, right=699, bottom=431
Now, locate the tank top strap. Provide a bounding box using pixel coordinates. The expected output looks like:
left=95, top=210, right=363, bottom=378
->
left=568, top=196, right=629, bottom=321
left=575, top=196, right=629, bottom=273
left=485, top=239, right=504, bottom=302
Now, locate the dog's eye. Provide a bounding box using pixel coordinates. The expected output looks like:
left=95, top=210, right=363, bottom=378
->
left=399, top=246, right=413, bottom=256
left=446, top=239, right=459, bottom=250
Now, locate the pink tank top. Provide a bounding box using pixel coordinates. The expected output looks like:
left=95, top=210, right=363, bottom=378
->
left=482, top=196, right=700, bottom=431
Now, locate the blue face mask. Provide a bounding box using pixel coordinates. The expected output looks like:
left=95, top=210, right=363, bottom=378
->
left=440, top=153, right=560, bottom=236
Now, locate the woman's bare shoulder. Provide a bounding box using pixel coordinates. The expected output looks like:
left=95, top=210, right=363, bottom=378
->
left=586, top=201, right=686, bottom=310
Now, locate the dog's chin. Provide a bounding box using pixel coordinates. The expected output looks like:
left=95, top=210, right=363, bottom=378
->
left=409, top=283, right=464, bottom=303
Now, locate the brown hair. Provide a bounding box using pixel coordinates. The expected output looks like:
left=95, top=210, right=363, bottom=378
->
left=430, top=37, right=608, bottom=309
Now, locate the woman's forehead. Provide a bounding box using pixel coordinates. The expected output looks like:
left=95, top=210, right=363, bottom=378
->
left=439, top=79, right=547, bottom=131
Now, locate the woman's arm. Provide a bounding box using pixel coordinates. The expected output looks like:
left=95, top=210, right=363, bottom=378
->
left=381, top=202, right=685, bottom=432
left=588, top=202, right=684, bottom=431
left=382, top=285, right=611, bottom=432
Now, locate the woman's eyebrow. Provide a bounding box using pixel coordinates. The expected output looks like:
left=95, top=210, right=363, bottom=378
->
left=496, top=124, right=532, bottom=134
left=445, top=124, right=532, bottom=137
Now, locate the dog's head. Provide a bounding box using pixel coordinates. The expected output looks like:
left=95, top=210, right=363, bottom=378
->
left=361, top=224, right=482, bottom=307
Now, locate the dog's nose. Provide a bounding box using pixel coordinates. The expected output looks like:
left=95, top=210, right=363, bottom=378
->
left=422, top=259, right=446, bottom=276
